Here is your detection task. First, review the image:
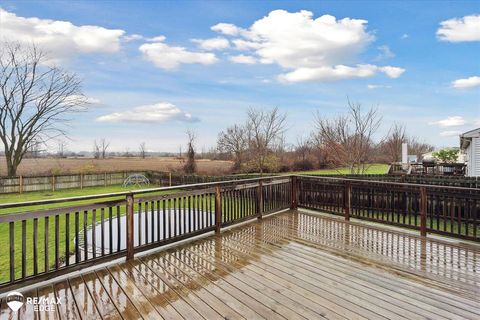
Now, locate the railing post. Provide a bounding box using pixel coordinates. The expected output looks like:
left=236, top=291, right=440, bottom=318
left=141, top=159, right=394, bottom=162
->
left=420, top=187, right=427, bottom=237
left=257, top=181, right=263, bottom=219
left=126, top=192, right=135, bottom=260
left=215, top=186, right=222, bottom=233
left=169, top=172, right=172, bottom=187
left=345, top=181, right=351, bottom=221
left=290, top=176, right=298, bottom=210
left=19, top=175, right=23, bottom=194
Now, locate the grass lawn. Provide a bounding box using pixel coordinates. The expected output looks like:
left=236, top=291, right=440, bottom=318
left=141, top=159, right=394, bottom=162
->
left=294, top=164, right=389, bottom=175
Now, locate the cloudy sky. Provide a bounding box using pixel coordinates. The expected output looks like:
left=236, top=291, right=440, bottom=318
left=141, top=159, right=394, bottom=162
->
left=0, top=1, right=479, bottom=152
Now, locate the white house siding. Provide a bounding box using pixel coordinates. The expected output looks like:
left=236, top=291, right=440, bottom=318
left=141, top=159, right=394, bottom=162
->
left=473, top=137, right=480, bottom=176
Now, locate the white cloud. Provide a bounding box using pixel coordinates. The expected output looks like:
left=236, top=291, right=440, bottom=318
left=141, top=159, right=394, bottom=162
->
left=452, top=76, right=480, bottom=89
left=212, top=10, right=405, bottom=82
left=0, top=8, right=125, bottom=62
left=191, top=37, right=229, bottom=50
left=401, top=34, right=409, bottom=39
left=440, top=130, right=462, bottom=137
left=65, top=94, right=101, bottom=105
left=139, top=37, right=218, bottom=70
left=228, top=54, right=257, bottom=64
left=367, top=84, right=392, bottom=89
left=429, top=116, right=466, bottom=127
left=279, top=64, right=405, bottom=83
left=376, top=45, right=395, bottom=60
left=211, top=23, right=243, bottom=36
left=123, top=34, right=144, bottom=42
left=437, top=15, right=480, bottom=42
left=96, top=102, right=198, bottom=123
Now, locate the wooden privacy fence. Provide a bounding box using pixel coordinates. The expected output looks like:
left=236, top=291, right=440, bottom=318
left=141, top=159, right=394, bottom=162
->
left=0, top=171, right=267, bottom=194
left=0, top=171, right=145, bottom=194
left=0, top=176, right=291, bottom=292
left=297, top=175, right=480, bottom=241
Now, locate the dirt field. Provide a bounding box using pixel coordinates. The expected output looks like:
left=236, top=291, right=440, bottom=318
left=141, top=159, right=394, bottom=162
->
left=0, top=157, right=233, bottom=176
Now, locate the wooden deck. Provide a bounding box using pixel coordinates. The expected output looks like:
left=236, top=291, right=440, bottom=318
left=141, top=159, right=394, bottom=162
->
left=2, top=210, right=480, bottom=320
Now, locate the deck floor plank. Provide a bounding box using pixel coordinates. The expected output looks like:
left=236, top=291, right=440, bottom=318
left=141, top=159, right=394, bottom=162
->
left=6, top=210, right=480, bottom=320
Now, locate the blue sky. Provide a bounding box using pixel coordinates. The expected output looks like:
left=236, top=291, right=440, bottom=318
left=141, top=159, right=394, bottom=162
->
left=0, top=0, right=479, bottom=152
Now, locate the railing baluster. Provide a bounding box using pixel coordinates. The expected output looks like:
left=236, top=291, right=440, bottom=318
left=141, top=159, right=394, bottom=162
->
left=55, top=214, right=60, bottom=269
left=65, top=213, right=70, bottom=266
left=9, top=222, right=14, bottom=282
left=22, top=220, right=26, bottom=278
left=45, top=216, right=49, bottom=272
left=33, top=218, right=38, bottom=274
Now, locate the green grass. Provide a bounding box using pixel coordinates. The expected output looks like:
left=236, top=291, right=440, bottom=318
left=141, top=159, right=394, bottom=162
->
left=293, top=164, right=389, bottom=175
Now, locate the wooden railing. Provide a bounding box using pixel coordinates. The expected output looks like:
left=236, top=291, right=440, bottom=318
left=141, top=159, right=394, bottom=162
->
left=1, top=174, right=478, bottom=292
left=0, top=176, right=291, bottom=292
left=297, top=175, right=480, bottom=241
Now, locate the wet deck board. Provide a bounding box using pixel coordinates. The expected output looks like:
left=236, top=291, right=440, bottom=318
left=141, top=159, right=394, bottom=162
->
left=2, top=210, right=480, bottom=320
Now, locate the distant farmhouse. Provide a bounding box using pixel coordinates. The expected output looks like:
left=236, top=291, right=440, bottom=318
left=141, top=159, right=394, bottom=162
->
left=460, top=127, right=480, bottom=177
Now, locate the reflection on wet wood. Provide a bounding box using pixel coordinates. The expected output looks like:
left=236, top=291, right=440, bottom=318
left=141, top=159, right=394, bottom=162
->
left=5, top=210, right=480, bottom=319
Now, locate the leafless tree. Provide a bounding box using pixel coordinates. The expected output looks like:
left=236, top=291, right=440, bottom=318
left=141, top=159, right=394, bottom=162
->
left=0, top=43, right=87, bottom=176
left=295, top=136, right=312, bottom=162
left=139, top=142, right=147, bottom=159
left=246, top=107, right=287, bottom=174
left=407, top=137, right=434, bottom=161
left=94, top=138, right=110, bottom=159
left=217, top=124, right=248, bottom=171
left=314, top=99, right=381, bottom=174
left=381, top=123, right=406, bottom=163
left=57, top=140, right=67, bottom=158
left=184, top=130, right=196, bottom=174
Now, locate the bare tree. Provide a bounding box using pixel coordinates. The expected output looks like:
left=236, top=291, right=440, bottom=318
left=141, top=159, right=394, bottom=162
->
left=314, top=99, right=381, bottom=174
left=57, top=140, right=67, bottom=158
left=139, top=142, right=147, bottom=159
left=381, top=123, right=406, bottom=163
left=246, top=107, right=287, bottom=174
left=94, top=138, right=110, bottom=159
left=407, top=137, right=434, bottom=161
left=295, top=136, right=312, bottom=162
left=184, top=130, right=196, bottom=174
left=0, top=43, right=86, bottom=176
left=217, top=124, right=248, bottom=171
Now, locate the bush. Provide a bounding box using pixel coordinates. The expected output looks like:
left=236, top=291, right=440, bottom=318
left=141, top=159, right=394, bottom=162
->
left=432, top=148, right=459, bottom=163
left=292, top=159, right=314, bottom=171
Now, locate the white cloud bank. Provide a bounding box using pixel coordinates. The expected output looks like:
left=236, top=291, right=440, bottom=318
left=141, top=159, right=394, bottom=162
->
left=428, top=116, right=466, bottom=127
left=211, top=10, right=405, bottom=82
left=192, top=37, right=229, bottom=50
left=452, top=76, right=480, bottom=89
left=437, top=15, right=480, bottom=42
left=228, top=54, right=257, bottom=64
left=0, top=8, right=125, bottom=62
left=139, top=37, right=218, bottom=70
left=439, top=130, right=462, bottom=137
left=96, top=102, right=198, bottom=123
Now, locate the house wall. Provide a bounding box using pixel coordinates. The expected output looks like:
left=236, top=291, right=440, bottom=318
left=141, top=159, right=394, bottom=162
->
left=466, top=137, right=480, bottom=177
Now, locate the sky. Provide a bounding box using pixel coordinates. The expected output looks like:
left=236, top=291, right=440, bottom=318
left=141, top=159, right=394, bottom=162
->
left=0, top=0, right=479, bottom=153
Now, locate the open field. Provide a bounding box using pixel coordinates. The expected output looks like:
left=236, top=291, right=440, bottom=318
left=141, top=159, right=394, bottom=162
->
left=0, top=156, right=233, bottom=176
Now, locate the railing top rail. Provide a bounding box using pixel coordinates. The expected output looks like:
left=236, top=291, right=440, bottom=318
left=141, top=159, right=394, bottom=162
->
left=296, top=174, right=480, bottom=192
left=0, top=175, right=286, bottom=210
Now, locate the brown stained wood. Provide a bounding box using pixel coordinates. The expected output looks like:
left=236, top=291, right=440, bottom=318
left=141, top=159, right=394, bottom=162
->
left=94, top=268, right=143, bottom=320
left=107, top=265, right=163, bottom=320
left=119, top=260, right=185, bottom=320
left=7, top=210, right=480, bottom=320
left=17, top=288, right=39, bottom=320
left=142, top=255, right=222, bottom=320
left=130, top=258, right=204, bottom=320
left=53, top=280, right=81, bottom=320
left=157, top=253, right=244, bottom=320
left=37, top=284, right=60, bottom=320
left=183, top=242, right=328, bottom=320
left=0, top=296, right=16, bottom=320
left=68, top=275, right=103, bottom=320
left=126, top=193, right=134, bottom=260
